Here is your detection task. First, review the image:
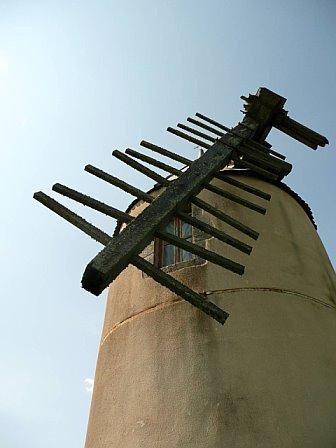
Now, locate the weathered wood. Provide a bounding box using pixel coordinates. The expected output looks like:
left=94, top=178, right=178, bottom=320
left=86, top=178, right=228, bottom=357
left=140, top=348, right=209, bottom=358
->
left=205, top=183, right=266, bottom=214
left=140, top=140, right=272, bottom=200
left=241, top=87, right=287, bottom=141
left=33, top=192, right=112, bottom=245
left=238, top=143, right=291, bottom=175
left=187, top=117, right=224, bottom=137
left=237, top=159, right=278, bottom=181
left=54, top=181, right=254, bottom=261
left=266, top=148, right=286, bottom=160
left=140, top=140, right=191, bottom=165
left=112, top=150, right=170, bottom=185
left=195, top=112, right=231, bottom=133
left=52, top=183, right=133, bottom=223
left=192, top=197, right=259, bottom=240
left=274, top=113, right=328, bottom=149
left=125, top=148, right=182, bottom=176
left=216, top=174, right=271, bottom=200
left=126, top=148, right=266, bottom=214
left=177, top=123, right=216, bottom=142
left=156, top=230, right=244, bottom=275
left=82, top=140, right=234, bottom=295
left=167, top=127, right=210, bottom=149
left=53, top=183, right=248, bottom=271
left=131, top=256, right=229, bottom=324
left=196, top=106, right=287, bottom=161
left=176, top=211, right=252, bottom=254
left=34, top=191, right=228, bottom=324
left=85, top=164, right=154, bottom=203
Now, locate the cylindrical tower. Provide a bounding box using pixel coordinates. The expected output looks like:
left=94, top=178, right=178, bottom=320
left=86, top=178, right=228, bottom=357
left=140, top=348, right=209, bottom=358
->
left=85, top=173, right=336, bottom=448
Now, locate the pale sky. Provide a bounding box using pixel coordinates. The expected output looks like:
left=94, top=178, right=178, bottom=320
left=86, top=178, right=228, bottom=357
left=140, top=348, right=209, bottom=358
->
left=1, top=1, right=335, bottom=446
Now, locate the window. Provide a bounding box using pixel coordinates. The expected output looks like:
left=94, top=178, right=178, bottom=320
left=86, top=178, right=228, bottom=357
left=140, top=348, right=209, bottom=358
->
left=155, top=217, right=193, bottom=268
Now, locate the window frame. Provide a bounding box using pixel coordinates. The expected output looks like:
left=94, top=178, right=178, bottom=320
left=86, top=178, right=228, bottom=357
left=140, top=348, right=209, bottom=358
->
left=154, top=215, right=193, bottom=268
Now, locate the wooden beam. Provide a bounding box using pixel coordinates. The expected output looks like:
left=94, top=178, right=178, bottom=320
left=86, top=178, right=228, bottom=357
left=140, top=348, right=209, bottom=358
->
left=82, top=140, right=234, bottom=295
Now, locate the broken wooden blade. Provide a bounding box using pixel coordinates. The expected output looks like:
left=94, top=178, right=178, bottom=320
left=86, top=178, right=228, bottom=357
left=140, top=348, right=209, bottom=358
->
left=33, top=191, right=228, bottom=324
left=82, top=140, right=234, bottom=295
left=274, top=113, right=329, bottom=149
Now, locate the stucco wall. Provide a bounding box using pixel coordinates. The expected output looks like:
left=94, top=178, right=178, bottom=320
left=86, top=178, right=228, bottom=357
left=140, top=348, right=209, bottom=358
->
left=85, top=174, right=336, bottom=448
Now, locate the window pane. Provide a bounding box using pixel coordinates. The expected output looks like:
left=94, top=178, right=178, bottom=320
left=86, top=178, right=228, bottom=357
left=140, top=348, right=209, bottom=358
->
left=181, top=221, right=192, bottom=238
left=165, top=220, right=175, bottom=235
left=162, top=244, right=175, bottom=267
left=181, top=249, right=193, bottom=262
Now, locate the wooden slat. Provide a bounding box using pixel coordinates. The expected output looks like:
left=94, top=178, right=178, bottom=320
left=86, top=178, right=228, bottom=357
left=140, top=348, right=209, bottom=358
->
left=112, top=150, right=170, bottom=185
left=126, top=148, right=266, bottom=214
left=85, top=164, right=154, bottom=203
left=125, top=148, right=181, bottom=176
left=140, top=140, right=191, bottom=165
left=52, top=184, right=133, bottom=223
left=192, top=197, right=259, bottom=240
left=238, top=159, right=278, bottom=181
left=131, top=256, right=229, bottom=324
left=205, top=183, right=266, bottom=214
left=187, top=117, right=224, bottom=137
left=177, top=123, right=216, bottom=142
left=167, top=127, right=211, bottom=149
left=195, top=112, right=231, bottom=133
left=156, top=230, right=244, bottom=275
left=176, top=211, right=252, bottom=254
left=216, top=174, right=271, bottom=200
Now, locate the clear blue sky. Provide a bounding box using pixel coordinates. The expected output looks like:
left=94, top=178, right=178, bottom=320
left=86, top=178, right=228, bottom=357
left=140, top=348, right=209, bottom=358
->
left=1, top=1, right=335, bottom=446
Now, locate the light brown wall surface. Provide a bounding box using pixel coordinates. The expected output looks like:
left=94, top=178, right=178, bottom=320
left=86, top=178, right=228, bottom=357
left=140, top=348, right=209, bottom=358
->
left=85, top=174, right=336, bottom=448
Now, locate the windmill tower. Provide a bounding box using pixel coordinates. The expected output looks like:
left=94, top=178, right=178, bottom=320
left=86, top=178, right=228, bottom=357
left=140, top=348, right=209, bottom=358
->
left=34, top=88, right=336, bottom=447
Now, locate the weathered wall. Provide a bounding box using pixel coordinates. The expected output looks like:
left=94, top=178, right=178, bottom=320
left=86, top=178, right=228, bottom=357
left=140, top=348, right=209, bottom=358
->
left=85, top=174, right=336, bottom=448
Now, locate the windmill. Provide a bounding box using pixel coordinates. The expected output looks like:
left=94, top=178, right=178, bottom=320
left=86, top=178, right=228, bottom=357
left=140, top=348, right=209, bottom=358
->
left=34, top=87, right=336, bottom=447
left=34, top=87, right=328, bottom=324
